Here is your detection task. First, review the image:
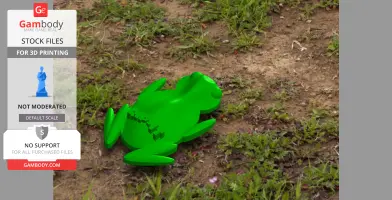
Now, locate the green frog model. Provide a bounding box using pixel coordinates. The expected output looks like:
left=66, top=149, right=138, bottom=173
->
left=103, top=72, right=222, bottom=166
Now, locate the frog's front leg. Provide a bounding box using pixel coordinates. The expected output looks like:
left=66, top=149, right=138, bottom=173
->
left=124, top=141, right=178, bottom=166
left=104, top=104, right=130, bottom=149
left=181, top=119, right=216, bottom=143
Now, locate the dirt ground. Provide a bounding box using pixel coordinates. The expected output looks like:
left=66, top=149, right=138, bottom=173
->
left=53, top=0, right=339, bottom=199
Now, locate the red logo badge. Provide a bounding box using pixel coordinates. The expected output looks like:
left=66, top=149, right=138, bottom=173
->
left=33, top=2, right=48, bottom=17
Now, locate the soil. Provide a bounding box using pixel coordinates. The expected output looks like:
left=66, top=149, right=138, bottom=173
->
left=53, top=0, right=339, bottom=199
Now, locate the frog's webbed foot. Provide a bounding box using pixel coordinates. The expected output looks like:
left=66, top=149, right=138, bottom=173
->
left=104, top=104, right=129, bottom=149
left=140, top=78, right=167, bottom=94
left=181, top=119, right=216, bottom=143
left=124, top=141, right=177, bottom=166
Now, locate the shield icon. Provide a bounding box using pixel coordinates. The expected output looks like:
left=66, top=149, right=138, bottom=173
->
left=35, top=126, right=49, bottom=140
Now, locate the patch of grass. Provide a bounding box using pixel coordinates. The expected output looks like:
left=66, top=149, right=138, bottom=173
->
left=311, top=108, right=331, bottom=119
left=232, top=32, right=262, bottom=52
left=213, top=165, right=296, bottom=199
left=192, top=0, right=278, bottom=52
left=128, top=170, right=184, bottom=199
left=178, top=0, right=209, bottom=6
left=228, top=76, right=252, bottom=89
left=327, top=35, right=339, bottom=57
left=168, top=18, right=221, bottom=59
left=130, top=131, right=305, bottom=199
left=117, top=58, right=146, bottom=71
left=79, top=0, right=166, bottom=23
left=281, top=0, right=302, bottom=7
left=168, top=183, right=216, bottom=200
left=124, top=110, right=338, bottom=199
left=77, top=29, right=96, bottom=46
left=78, top=70, right=113, bottom=85
left=196, top=0, right=277, bottom=35
left=77, top=30, right=146, bottom=72
left=317, top=0, right=339, bottom=9
left=300, top=0, right=339, bottom=19
left=82, top=181, right=96, bottom=200
left=76, top=0, right=178, bottom=68
left=77, top=80, right=128, bottom=127
left=220, top=82, right=262, bottom=119
left=240, top=88, right=264, bottom=100
left=145, top=169, right=163, bottom=198
left=300, top=3, right=316, bottom=20
left=267, top=103, right=292, bottom=122
left=303, top=162, right=339, bottom=192
left=78, top=0, right=178, bottom=48
left=218, top=131, right=291, bottom=167
left=79, top=0, right=220, bottom=57
left=120, top=19, right=175, bottom=47
left=273, top=89, right=290, bottom=101
left=221, top=102, right=250, bottom=119
left=128, top=163, right=307, bottom=199
left=171, top=18, right=204, bottom=36
left=293, top=109, right=339, bottom=144
left=170, top=32, right=217, bottom=59
left=268, top=77, right=298, bottom=100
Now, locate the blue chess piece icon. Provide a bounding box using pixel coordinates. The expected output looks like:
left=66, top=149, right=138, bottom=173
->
left=36, top=66, right=48, bottom=97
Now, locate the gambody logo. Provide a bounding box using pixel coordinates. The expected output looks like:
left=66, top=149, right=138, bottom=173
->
left=19, top=20, right=64, bottom=30
left=34, top=2, right=48, bottom=17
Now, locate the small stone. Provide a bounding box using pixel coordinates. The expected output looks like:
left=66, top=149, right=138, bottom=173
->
left=280, top=16, right=284, bottom=19
left=306, top=20, right=312, bottom=23
left=222, top=39, right=230, bottom=43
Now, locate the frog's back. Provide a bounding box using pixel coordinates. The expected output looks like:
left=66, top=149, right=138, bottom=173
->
left=122, top=100, right=200, bottom=149
left=149, top=102, right=200, bottom=143
left=121, top=117, right=154, bottom=150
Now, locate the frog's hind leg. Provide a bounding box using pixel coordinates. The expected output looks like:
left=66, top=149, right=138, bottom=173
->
left=124, top=141, right=178, bottom=166
left=104, top=104, right=129, bottom=149
left=140, top=78, right=167, bottom=94
left=181, top=118, right=216, bottom=143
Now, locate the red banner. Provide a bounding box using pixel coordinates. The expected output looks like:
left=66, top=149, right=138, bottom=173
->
left=7, top=159, right=77, bottom=170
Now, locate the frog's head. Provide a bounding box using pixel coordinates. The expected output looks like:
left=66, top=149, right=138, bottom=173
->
left=178, top=72, right=222, bottom=114
left=199, top=75, right=222, bottom=114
